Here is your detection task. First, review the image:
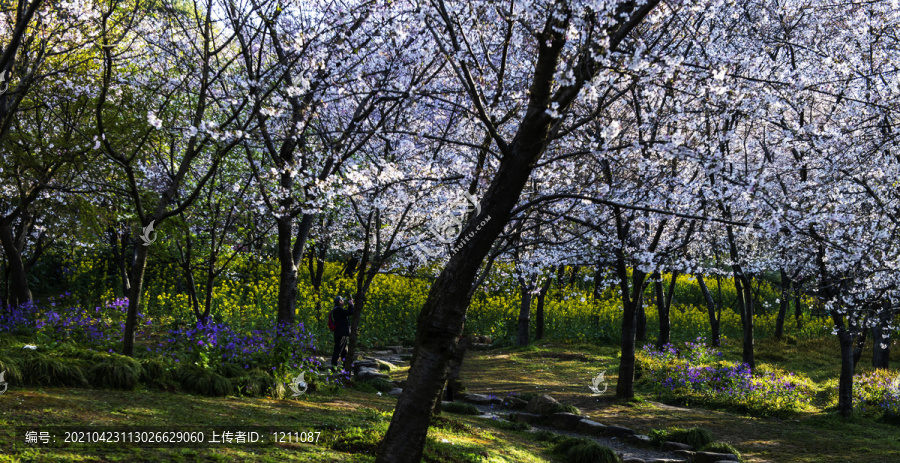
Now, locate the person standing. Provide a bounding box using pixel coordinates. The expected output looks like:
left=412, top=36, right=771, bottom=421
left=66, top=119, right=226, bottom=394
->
left=330, top=296, right=354, bottom=370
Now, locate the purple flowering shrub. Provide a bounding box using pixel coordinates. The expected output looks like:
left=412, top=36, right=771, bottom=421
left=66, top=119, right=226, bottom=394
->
left=638, top=338, right=815, bottom=416
left=850, top=370, right=900, bottom=421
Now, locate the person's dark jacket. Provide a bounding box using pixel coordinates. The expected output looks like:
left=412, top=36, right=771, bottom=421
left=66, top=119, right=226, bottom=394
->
left=331, top=302, right=354, bottom=337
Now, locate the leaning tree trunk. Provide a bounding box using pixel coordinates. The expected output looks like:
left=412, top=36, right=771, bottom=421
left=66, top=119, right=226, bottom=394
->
left=375, top=2, right=659, bottom=459
left=0, top=222, right=32, bottom=309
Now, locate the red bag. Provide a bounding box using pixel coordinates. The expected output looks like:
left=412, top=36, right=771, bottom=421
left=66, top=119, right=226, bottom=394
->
left=327, top=310, right=336, bottom=331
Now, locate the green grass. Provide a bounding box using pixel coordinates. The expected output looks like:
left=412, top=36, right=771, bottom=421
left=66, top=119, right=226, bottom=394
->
left=442, top=402, right=481, bottom=415
left=460, top=341, right=900, bottom=463
left=0, top=383, right=560, bottom=462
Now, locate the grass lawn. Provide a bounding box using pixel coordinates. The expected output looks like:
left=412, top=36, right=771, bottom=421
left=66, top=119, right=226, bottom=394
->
left=458, top=337, right=900, bottom=463
left=0, top=385, right=555, bottom=462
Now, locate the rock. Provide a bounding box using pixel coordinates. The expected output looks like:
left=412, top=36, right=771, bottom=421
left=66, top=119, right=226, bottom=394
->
left=625, top=434, right=653, bottom=445
left=525, top=394, right=561, bottom=416
left=355, top=367, right=389, bottom=381
left=672, top=450, right=694, bottom=460
left=399, top=353, right=413, bottom=361
left=385, top=346, right=403, bottom=354
left=662, top=441, right=693, bottom=451
left=623, top=459, right=646, bottom=463
left=508, top=412, right=542, bottom=424
left=502, top=397, right=528, bottom=410
left=693, top=452, right=739, bottom=463
left=461, top=393, right=492, bottom=405
left=482, top=336, right=492, bottom=344
left=352, top=361, right=377, bottom=371
left=391, top=380, right=406, bottom=388
left=402, top=347, right=414, bottom=354
left=646, top=460, right=688, bottom=463
left=547, top=412, right=582, bottom=430
left=603, top=425, right=636, bottom=437
left=371, top=350, right=392, bottom=356
left=576, top=419, right=606, bottom=436
left=470, top=343, right=492, bottom=350
left=387, top=388, right=403, bottom=396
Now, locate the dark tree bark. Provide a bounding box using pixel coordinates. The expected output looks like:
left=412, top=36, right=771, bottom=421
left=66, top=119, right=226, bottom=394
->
left=535, top=272, right=553, bottom=341
left=375, top=2, right=660, bottom=459
left=872, top=299, right=891, bottom=369
left=726, top=225, right=754, bottom=369
left=775, top=268, right=791, bottom=340
left=0, top=221, right=31, bottom=308
left=516, top=275, right=536, bottom=346
left=636, top=295, right=647, bottom=343
left=794, top=287, right=803, bottom=331
left=697, top=273, right=721, bottom=347
left=654, top=271, right=678, bottom=349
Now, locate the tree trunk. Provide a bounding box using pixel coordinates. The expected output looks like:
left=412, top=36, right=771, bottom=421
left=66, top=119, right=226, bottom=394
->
left=794, top=288, right=803, bottom=331
left=0, top=222, right=31, bottom=309
left=775, top=269, right=791, bottom=340
left=535, top=274, right=553, bottom=341
left=697, top=273, right=720, bottom=347
left=835, top=319, right=854, bottom=418
left=873, top=299, right=891, bottom=369
left=375, top=2, right=659, bottom=458
left=516, top=276, right=534, bottom=346
left=636, top=296, right=647, bottom=343
left=123, top=244, right=149, bottom=357
left=654, top=271, right=678, bottom=349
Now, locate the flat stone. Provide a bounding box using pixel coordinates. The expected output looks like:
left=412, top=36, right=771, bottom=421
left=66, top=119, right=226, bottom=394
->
left=623, top=459, right=646, bottom=463
left=625, top=434, right=653, bottom=445
left=603, top=425, right=636, bottom=437
left=508, top=412, right=542, bottom=424
left=371, top=350, right=392, bottom=356
left=547, top=412, right=582, bottom=431
left=402, top=347, right=414, bottom=354
left=646, top=460, right=688, bottom=463
left=387, top=388, right=403, bottom=396
left=461, top=393, right=493, bottom=405
left=385, top=346, right=403, bottom=354
left=662, top=441, right=693, bottom=451
left=525, top=394, right=561, bottom=416
left=576, top=419, right=606, bottom=436
left=673, top=450, right=694, bottom=460
left=694, top=452, right=739, bottom=463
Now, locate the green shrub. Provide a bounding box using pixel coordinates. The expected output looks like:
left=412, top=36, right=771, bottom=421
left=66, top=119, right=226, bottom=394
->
left=232, top=369, right=273, bottom=397
left=20, top=351, right=88, bottom=387
left=441, top=402, right=481, bottom=415
left=554, top=403, right=581, bottom=415
left=331, top=427, right=381, bottom=453
left=700, top=442, right=742, bottom=461
left=552, top=436, right=596, bottom=455
left=139, top=358, right=173, bottom=384
left=568, top=441, right=621, bottom=463
left=666, top=427, right=714, bottom=449
left=355, top=378, right=394, bottom=393
left=216, top=363, right=244, bottom=378
left=532, top=429, right=564, bottom=443
left=176, top=364, right=233, bottom=397
left=498, top=420, right=529, bottom=431
left=519, top=393, right=538, bottom=402
left=88, top=354, right=143, bottom=390
left=0, top=351, right=23, bottom=384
